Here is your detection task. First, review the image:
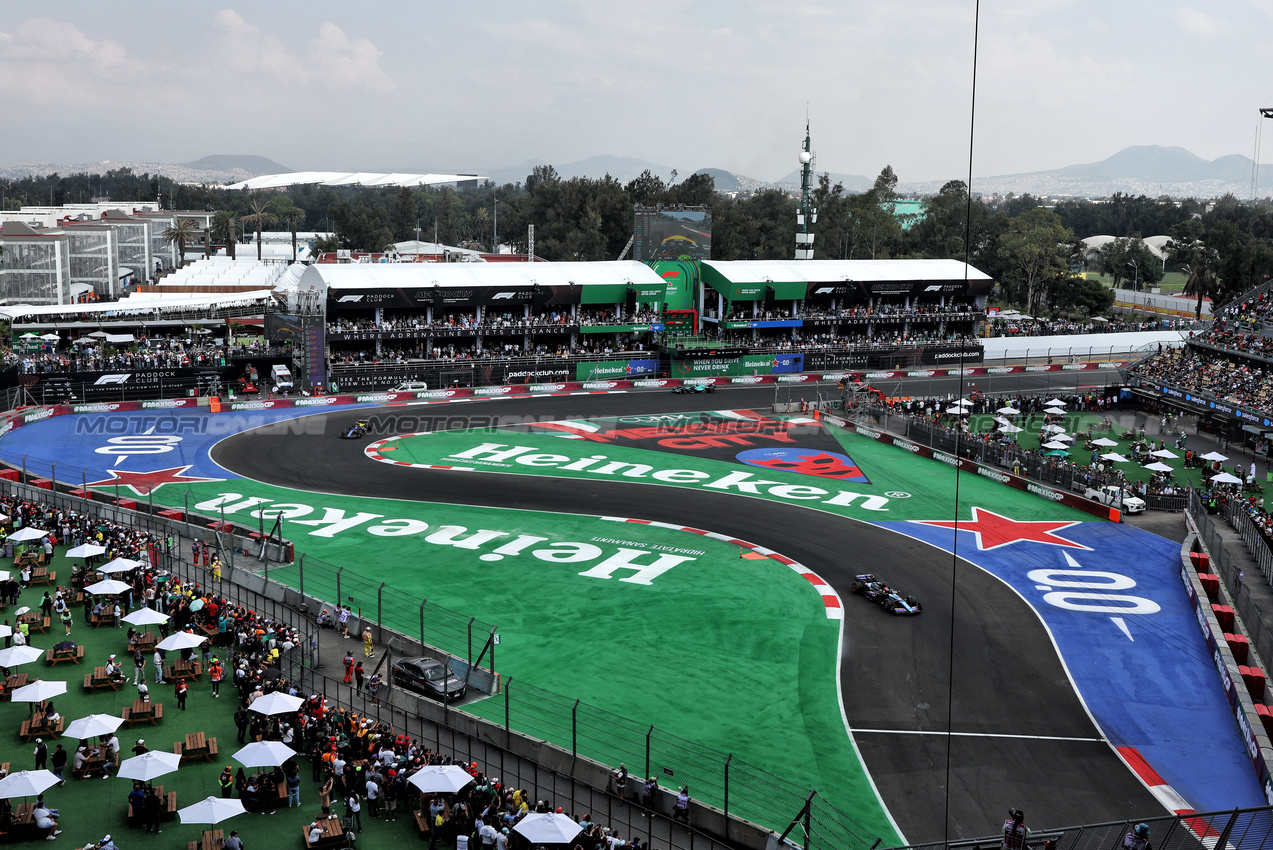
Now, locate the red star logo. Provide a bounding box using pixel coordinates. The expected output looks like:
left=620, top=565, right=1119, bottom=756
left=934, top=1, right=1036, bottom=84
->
left=88, top=466, right=224, bottom=496
left=911, top=507, right=1090, bottom=551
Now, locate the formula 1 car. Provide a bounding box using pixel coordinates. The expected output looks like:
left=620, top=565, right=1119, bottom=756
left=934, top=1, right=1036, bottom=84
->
left=672, top=382, right=715, bottom=394
left=339, top=420, right=369, bottom=439
left=850, top=573, right=922, bottom=615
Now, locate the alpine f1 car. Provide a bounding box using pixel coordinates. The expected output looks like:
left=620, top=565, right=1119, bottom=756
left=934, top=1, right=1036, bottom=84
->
left=673, top=382, right=716, bottom=394
left=340, top=420, right=370, bottom=439
left=850, top=573, right=922, bottom=615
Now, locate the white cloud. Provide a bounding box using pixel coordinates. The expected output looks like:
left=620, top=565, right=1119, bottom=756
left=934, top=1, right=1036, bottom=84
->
left=0, top=18, right=140, bottom=105
left=1174, top=6, right=1219, bottom=35
left=212, top=9, right=395, bottom=92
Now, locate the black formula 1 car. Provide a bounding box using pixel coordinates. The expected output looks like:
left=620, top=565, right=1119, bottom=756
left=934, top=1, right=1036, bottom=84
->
left=850, top=573, right=922, bottom=615
left=340, top=420, right=369, bottom=439
left=673, top=382, right=716, bottom=394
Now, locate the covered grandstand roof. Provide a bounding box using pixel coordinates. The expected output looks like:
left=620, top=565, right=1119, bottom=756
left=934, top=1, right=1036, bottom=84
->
left=304, top=260, right=667, bottom=309
left=701, top=259, right=992, bottom=284
left=304, top=260, right=664, bottom=291
left=0, top=289, right=275, bottom=320
left=226, top=172, right=484, bottom=190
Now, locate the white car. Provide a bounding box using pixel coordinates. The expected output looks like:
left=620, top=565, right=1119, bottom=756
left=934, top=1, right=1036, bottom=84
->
left=391, top=381, right=430, bottom=392
left=1083, top=485, right=1147, bottom=514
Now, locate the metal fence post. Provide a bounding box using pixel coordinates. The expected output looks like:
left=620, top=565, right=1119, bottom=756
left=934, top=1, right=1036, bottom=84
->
left=572, top=699, right=579, bottom=760
left=645, top=725, right=652, bottom=780
left=377, top=583, right=385, bottom=644
left=336, top=566, right=343, bottom=608
left=489, top=627, right=496, bottom=675
left=298, top=554, right=305, bottom=598
left=419, top=600, right=426, bottom=646
left=724, top=753, right=732, bottom=820
left=504, top=678, right=512, bottom=749
left=468, top=617, right=474, bottom=667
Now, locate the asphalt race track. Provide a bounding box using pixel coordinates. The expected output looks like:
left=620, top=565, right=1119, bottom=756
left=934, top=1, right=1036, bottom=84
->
left=213, top=381, right=1164, bottom=841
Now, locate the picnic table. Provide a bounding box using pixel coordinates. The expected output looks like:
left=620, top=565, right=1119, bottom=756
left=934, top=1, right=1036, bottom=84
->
left=128, top=633, right=158, bottom=653
left=73, top=748, right=116, bottom=779
left=122, top=698, right=163, bottom=727
left=1, top=672, right=28, bottom=698
left=0, top=802, right=38, bottom=840
left=175, top=731, right=217, bottom=763
left=190, top=829, right=224, bottom=850
left=84, top=665, right=120, bottom=691
left=18, top=613, right=49, bottom=634
left=19, top=711, right=63, bottom=741
left=14, top=550, right=40, bottom=568
left=46, top=644, right=84, bottom=666
left=88, top=610, right=118, bottom=628
left=28, top=566, right=55, bottom=586
left=164, top=659, right=202, bottom=681
left=303, top=814, right=345, bottom=848
left=127, top=784, right=177, bottom=818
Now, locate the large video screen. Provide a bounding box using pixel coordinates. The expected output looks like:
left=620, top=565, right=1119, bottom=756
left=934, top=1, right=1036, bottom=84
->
left=634, top=207, right=712, bottom=261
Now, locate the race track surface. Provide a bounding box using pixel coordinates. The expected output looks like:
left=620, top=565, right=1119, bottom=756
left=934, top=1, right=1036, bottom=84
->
left=212, top=387, right=1164, bottom=841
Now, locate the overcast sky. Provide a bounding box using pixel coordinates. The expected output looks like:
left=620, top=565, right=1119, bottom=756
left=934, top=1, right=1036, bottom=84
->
left=1, top=1, right=1269, bottom=184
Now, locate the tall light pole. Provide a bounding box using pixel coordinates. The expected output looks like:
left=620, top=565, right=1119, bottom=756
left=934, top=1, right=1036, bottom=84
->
left=1126, top=260, right=1140, bottom=292
left=1255, top=108, right=1273, bottom=199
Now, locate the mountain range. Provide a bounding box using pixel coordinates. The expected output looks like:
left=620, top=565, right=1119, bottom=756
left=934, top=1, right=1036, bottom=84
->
left=1, top=147, right=1269, bottom=199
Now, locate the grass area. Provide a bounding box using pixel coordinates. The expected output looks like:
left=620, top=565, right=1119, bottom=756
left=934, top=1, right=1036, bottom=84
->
left=0, top=590, right=372, bottom=848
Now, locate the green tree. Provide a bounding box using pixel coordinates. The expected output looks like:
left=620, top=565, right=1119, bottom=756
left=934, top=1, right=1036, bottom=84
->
left=241, top=198, right=277, bottom=261
left=1165, top=219, right=1218, bottom=320
left=997, top=208, right=1073, bottom=315
left=1096, top=236, right=1164, bottom=290
left=389, top=187, right=417, bottom=243
left=211, top=211, right=238, bottom=259
left=160, top=217, right=199, bottom=269
left=280, top=207, right=306, bottom=262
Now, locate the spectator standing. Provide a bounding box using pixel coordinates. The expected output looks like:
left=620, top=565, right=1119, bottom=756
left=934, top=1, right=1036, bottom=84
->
left=1001, top=809, right=1028, bottom=850
left=175, top=678, right=188, bottom=711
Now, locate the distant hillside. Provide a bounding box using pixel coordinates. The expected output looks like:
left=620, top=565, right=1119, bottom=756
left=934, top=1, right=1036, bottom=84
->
left=773, top=169, right=873, bottom=192
left=180, top=154, right=290, bottom=175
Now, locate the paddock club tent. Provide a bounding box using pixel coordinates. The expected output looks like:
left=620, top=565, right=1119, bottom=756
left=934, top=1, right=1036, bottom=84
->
left=302, top=261, right=670, bottom=314
left=698, top=258, right=995, bottom=306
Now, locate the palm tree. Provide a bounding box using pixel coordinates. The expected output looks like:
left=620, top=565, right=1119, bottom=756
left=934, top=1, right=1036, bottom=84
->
left=280, top=208, right=305, bottom=262
left=161, top=218, right=199, bottom=270
left=211, top=211, right=238, bottom=259
left=241, top=198, right=278, bottom=261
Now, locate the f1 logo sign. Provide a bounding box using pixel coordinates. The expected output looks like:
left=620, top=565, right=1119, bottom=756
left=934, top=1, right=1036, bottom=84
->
left=337, top=295, right=364, bottom=303
left=94, top=374, right=131, bottom=385
left=812, top=287, right=837, bottom=295
left=491, top=292, right=517, bottom=300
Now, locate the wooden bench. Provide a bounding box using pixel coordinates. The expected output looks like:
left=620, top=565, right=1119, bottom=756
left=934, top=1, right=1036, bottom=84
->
left=164, top=660, right=202, bottom=681
left=301, top=816, right=345, bottom=848
left=0, top=802, right=41, bottom=841
left=122, top=701, right=164, bottom=727
left=127, top=788, right=177, bottom=818
left=46, top=645, right=84, bottom=666
left=19, top=716, right=63, bottom=741
left=88, top=612, right=118, bottom=628
left=72, top=752, right=117, bottom=779
left=19, top=616, right=50, bottom=634
left=83, top=668, right=120, bottom=692
left=189, top=828, right=223, bottom=850
left=29, top=569, right=55, bottom=586
left=414, top=809, right=431, bottom=836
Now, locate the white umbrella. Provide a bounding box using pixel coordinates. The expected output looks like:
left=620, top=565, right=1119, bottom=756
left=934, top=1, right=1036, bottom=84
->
left=98, top=557, right=142, bottom=574
left=122, top=608, right=170, bottom=626
left=514, top=813, right=584, bottom=844
left=72, top=337, right=96, bottom=346
left=246, top=691, right=304, bottom=716
left=1054, top=434, right=1075, bottom=443
left=65, top=544, right=107, bottom=559
left=406, top=764, right=475, bottom=795
left=1144, top=462, right=1173, bottom=473
left=0, top=571, right=9, bottom=582
left=1101, top=453, right=1130, bottom=463
left=11, top=680, right=67, bottom=703
left=63, top=713, right=124, bottom=740
left=0, top=646, right=44, bottom=668
left=87, top=331, right=109, bottom=339
left=998, top=424, right=1023, bottom=434
left=0, top=770, right=59, bottom=799
left=955, top=398, right=974, bottom=406
left=1201, top=451, right=1229, bottom=462
left=178, top=796, right=247, bottom=826
left=0, top=624, right=10, bottom=639
left=1042, top=441, right=1069, bottom=450
left=38, top=334, right=60, bottom=342
left=117, top=750, right=183, bottom=782
left=1212, top=472, right=1244, bottom=484
left=1045, top=408, right=1067, bottom=416
left=945, top=406, right=969, bottom=415
left=232, top=741, right=298, bottom=769
left=1091, top=438, right=1118, bottom=447
left=155, top=631, right=207, bottom=652
left=1151, top=449, right=1179, bottom=459
left=17, top=333, right=38, bottom=340
left=1042, top=424, right=1066, bottom=433
left=996, top=406, right=1020, bottom=415
left=84, top=579, right=132, bottom=596
left=12, top=607, right=30, bottom=618
left=7, top=527, right=48, bottom=542
left=1045, top=398, right=1066, bottom=406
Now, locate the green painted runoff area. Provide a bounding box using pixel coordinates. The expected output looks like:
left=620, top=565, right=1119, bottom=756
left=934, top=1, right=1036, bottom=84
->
left=129, top=480, right=889, bottom=840
left=378, top=416, right=1095, bottom=523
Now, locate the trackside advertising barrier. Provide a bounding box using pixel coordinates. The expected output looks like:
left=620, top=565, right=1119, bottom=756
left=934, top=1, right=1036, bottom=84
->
left=1181, top=507, right=1273, bottom=804
left=574, top=359, right=661, bottom=381
left=817, top=412, right=1119, bottom=521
